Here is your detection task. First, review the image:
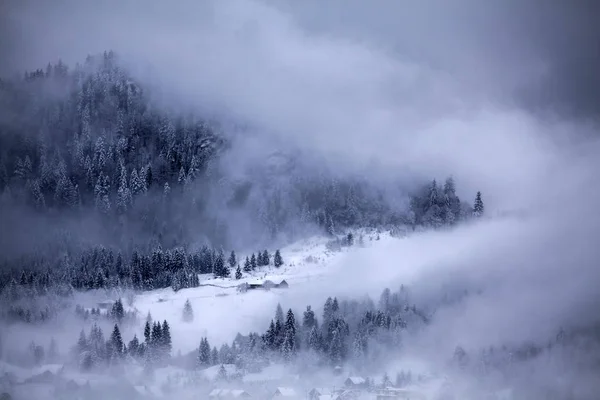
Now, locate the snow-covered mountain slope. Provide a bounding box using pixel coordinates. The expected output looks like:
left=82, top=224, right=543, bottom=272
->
left=131, top=231, right=394, bottom=354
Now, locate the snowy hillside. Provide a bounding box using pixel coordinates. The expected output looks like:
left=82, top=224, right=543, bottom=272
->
left=130, top=231, right=394, bottom=354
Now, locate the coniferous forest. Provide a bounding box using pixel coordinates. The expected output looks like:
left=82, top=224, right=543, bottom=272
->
left=0, top=52, right=482, bottom=299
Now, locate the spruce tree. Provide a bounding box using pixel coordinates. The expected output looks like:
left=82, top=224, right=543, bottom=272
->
left=275, top=303, right=284, bottom=325
left=262, top=250, right=270, bottom=266
left=265, top=320, right=277, bottom=350
left=308, top=326, right=321, bottom=351
left=110, top=324, right=124, bottom=358
left=303, top=306, right=317, bottom=330
left=211, top=347, right=219, bottom=366
left=162, top=320, right=172, bottom=359
left=111, top=298, right=125, bottom=323
left=77, top=329, right=88, bottom=354
left=235, top=265, right=242, bottom=280
left=273, top=250, right=283, bottom=268
left=329, top=329, right=343, bottom=366
left=128, top=335, right=140, bottom=358
left=346, top=232, right=354, bottom=246
left=144, top=320, right=152, bottom=344
left=284, top=309, right=297, bottom=355
left=281, top=332, right=294, bottom=363
left=228, top=251, right=237, bottom=269
left=250, top=253, right=257, bottom=270
left=473, top=191, right=484, bottom=217
left=243, top=256, right=251, bottom=272
left=182, top=299, right=194, bottom=322
left=197, top=337, right=211, bottom=368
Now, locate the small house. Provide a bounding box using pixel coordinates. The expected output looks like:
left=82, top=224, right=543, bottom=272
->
left=247, top=280, right=275, bottom=290
left=272, top=387, right=298, bottom=399
left=262, top=280, right=276, bottom=290
left=344, top=377, right=367, bottom=389
left=275, top=280, right=289, bottom=289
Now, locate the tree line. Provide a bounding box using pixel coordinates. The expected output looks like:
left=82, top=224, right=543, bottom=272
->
left=0, top=51, right=483, bottom=279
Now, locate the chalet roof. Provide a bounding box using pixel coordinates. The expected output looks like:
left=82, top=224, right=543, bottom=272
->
left=345, top=377, right=366, bottom=385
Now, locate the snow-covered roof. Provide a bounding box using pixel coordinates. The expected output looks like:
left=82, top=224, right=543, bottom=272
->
left=345, top=377, right=366, bottom=385
left=274, top=387, right=297, bottom=397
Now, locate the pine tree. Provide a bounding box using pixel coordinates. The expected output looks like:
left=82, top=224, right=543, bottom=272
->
left=250, top=253, right=257, bottom=270
left=323, top=297, right=334, bottom=328
left=111, top=298, right=125, bottom=323
left=303, top=306, right=317, bottom=330
left=116, top=164, right=131, bottom=214
left=183, top=299, right=194, bottom=322
left=329, top=329, right=343, bottom=366
left=281, top=332, right=294, bottom=363
left=283, top=309, right=297, bottom=356
left=77, top=329, right=88, bottom=354
left=275, top=303, right=284, bottom=325
left=273, top=250, right=283, bottom=268
left=162, top=320, right=172, bottom=360
left=261, top=250, right=270, bottom=266
left=473, top=191, right=484, bottom=217
left=346, top=232, right=354, bottom=246
left=130, top=168, right=144, bottom=196
left=265, top=320, right=277, bottom=350
left=213, top=249, right=229, bottom=278
left=243, top=256, right=251, bottom=272
left=444, top=194, right=455, bottom=225
left=128, top=335, right=140, bottom=358
left=228, top=251, right=237, bottom=269
left=235, top=265, right=242, bottom=280
left=308, top=326, right=321, bottom=351
left=211, top=347, right=219, bottom=366
left=110, top=324, right=124, bottom=358
left=197, top=337, right=211, bottom=368
left=144, top=320, right=152, bottom=344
